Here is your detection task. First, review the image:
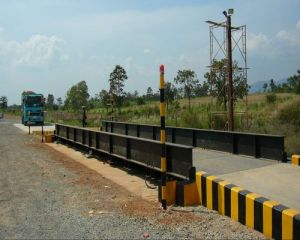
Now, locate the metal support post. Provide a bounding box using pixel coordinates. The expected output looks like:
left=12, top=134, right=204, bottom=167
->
left=82, top=106, right=87, bottom=128
left=41, top=111, right=44, bottom=142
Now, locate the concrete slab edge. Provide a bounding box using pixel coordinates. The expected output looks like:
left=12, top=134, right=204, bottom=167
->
left=171, top=171, right=300, bottom=240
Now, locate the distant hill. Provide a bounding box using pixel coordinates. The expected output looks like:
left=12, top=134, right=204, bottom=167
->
left=249, top=79, right=287, bottom=93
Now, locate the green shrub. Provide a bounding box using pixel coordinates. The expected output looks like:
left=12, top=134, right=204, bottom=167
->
left=278, top=99, right=300, bottom=127
left=136, top=97, right=145, bottom=105
left=181, top=108, right=208, bottom=129
left=211, top=114, right=227, bottom=130
left=266, top=94, right=277, bottom=104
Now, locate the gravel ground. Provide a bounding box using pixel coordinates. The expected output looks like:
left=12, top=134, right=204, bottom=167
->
left=0, top=117, right=266, bottom=239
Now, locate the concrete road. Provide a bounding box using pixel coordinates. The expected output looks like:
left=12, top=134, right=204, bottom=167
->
left=219, top=163, right=300, bottom=210
left=193, top=148, right=300, bottom=211
left=193, top=148, right=278, bottom=175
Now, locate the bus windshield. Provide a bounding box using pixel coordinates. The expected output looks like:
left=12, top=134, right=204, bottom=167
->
left=24, top=96, right=42, bottom=107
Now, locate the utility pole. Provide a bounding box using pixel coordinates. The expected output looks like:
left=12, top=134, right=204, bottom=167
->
left=223, top=9, right=234, bottom=131
left=206, top=8, right=245, bottom=132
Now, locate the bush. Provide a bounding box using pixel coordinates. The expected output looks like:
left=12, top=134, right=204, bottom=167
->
left=278, top=99, right=300, bottom=127
left=136, top=97, right=145, bottom=105
left=266, top=94, right=277, bottom=104
left=181, top=108, right=208, bottom=129
left=211, top=114, right=227, bottom=130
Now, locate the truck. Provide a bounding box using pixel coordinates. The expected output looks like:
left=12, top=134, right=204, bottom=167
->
left=21, top=91, right=45, bottom=126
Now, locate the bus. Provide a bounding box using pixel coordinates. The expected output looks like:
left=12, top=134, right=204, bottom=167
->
left=21, top=91, right=45, bottom=126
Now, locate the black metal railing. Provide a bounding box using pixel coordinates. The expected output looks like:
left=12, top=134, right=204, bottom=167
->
left=55, top=124, right=193, bottom=179
left=101, top=121, right=286, bottom=161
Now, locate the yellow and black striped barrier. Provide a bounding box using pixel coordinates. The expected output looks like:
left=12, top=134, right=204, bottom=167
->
left=172, top=171, right=300, bottom=239
left=291, top=155, right=300, bottom=166
left=195, top=171, right=300, bottom=240
left=159, top=64, right=167, bottom=210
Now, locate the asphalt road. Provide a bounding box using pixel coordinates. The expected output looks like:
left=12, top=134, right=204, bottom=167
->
left=0, top=117, right=265, bottom=239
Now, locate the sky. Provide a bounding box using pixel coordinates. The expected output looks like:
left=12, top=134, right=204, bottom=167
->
left=0, top=0, right=300, bottom=105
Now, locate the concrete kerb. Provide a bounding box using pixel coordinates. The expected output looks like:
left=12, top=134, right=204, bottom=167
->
left=172, top=170, right=300, bottom=239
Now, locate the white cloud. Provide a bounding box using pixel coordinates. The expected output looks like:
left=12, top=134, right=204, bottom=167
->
left=276, top=30, right=288, bottom=40
left=247, top=32, right=269, bottom=51
left=296, top=20, right=300, bottom=29
left=276, top=30, right=300, bottom=46
left=143, top=48, right=151, bottom=54
left=179, top=54, right=186, bottom=61
left=0, top=34, right=67, bottom=68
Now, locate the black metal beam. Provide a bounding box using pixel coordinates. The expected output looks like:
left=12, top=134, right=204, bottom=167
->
left=55, top=124, right=193, bottom=179
left=101, top=120, right=286, bottom=161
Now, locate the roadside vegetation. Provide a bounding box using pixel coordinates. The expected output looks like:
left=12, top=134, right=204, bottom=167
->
left=2, top=64, right=300, bottom=154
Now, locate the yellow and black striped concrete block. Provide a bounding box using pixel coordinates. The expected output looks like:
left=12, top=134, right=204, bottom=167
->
left=176, top=180, right=200, bottom=206
left=158, top=180, right=177, bottom=206
left=291, top=154, right=300, bottom=166
left=195, top=171, right=300, bottom=239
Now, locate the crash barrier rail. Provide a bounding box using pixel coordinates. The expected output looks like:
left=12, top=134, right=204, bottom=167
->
left=55, top=124, right=193, bottom=179
left=101, top=120, right=286, bottom=161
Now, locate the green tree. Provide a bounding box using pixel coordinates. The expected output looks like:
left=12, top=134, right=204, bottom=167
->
left=99, top=89, right=109, bottom=107
left=146, top=87, right=153, bottom=100
left=109, top=65, right=128, bottom=110
left=0, top=96, right=8, bottom=109
left=64, top=80, right=89, bottom=110
left=204, top=59, right=248, bottom=110
left=287, top=70, right=300, bottom=94
left=136, top=97, right=145, bottom=105
left=165, top=82, right=178, bottom=110
left=88, top=94, right=101, bottom=109
left=269, top=79, right=277, bottom=92
left=56, top=97, right=63, bottom=107
left=195, top=81, right=209, bottom=97
left=46, top=94, right=55, bottom=109
left=263, top=83, right=268, bottom=92
left=174, top=69, right=199, bottom=109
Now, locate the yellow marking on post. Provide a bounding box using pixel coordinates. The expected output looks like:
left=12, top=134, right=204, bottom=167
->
left=160, top=103, right=165, bottom=116
left=245, top=193, right=260, bottom=228
left=292, top=154, right=300, bottom=166
left=218, top=181, right=229, bottom=215
left=206, top=176, right=216, bottom=210
left=263, top=200, right=279, bottom=238
left=161, top=157, right=166, bottom=172
left=231, top=187, right=243, bottom=221
left=196, top=171, right=206, bottom=205
left=160, top=74, right=164, bottom=88
left=160, top=130, right=166, bottom=143
left=282, top=209, right=299, bottom=240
